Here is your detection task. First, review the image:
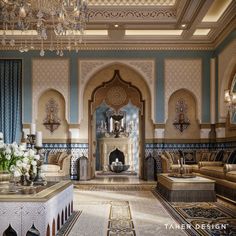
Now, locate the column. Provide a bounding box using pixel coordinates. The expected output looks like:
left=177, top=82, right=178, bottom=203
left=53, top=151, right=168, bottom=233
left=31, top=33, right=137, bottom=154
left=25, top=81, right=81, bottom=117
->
left=210, top=58, right=216, bottom=124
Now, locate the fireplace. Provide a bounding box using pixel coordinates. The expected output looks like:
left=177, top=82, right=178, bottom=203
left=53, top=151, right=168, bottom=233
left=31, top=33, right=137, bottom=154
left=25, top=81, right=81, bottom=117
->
left=109, top=148, right=125, bottom=165
left=98, top=137, right=134, bottom=171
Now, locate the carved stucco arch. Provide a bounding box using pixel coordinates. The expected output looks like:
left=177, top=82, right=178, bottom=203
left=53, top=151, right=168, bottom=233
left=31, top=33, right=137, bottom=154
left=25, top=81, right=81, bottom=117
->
left=90, top=70, right=144, bottom=113
left=88, top=70, right=145, bottom=178
left=78, top=59, right=155, bottom=123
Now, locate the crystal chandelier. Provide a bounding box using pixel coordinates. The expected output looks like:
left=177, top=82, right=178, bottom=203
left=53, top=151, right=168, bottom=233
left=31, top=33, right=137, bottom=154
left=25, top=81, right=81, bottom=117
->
left=224, top=89, right=236, bottom=113
left=0, top=0, right=88, bottom=56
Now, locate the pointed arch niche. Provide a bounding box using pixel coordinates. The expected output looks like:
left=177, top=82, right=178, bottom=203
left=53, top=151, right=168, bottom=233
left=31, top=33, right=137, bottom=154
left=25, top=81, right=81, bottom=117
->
left=165, top=89, right=200, bottom=140
left=85, top=68, right=150, bottom=179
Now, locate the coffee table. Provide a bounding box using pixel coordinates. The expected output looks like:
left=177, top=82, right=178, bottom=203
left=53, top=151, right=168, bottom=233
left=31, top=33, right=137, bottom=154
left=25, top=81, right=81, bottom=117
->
left=157, top=173, right=216, bottom=202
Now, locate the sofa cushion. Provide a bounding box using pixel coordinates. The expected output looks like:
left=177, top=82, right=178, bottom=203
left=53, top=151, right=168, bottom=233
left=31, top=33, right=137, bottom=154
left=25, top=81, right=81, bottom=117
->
left=41, top=164, right=60, bottom=172
left=225, top=171, right=236, bottom=182
left=199, top=166, right=225, bottom=179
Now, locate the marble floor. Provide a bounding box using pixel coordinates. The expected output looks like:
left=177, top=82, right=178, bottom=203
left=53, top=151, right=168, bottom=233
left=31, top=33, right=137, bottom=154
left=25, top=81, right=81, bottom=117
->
left=69, top=176, right=187, bottom=236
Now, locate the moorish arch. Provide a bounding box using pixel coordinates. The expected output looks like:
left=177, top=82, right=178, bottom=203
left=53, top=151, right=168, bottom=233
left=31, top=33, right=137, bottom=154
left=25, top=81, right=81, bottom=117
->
left=82, top=65, right=152, bottom=179
left=78, top=59, right=155, bottom=123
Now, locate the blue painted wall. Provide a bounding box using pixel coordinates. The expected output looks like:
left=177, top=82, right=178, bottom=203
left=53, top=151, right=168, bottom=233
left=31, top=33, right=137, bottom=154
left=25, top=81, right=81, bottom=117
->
left=0, top=30, right=235, bottom=124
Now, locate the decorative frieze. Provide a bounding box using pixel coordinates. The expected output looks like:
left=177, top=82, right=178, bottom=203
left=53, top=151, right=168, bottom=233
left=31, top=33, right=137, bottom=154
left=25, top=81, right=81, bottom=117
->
left=88, top=9, right=176, bottom=22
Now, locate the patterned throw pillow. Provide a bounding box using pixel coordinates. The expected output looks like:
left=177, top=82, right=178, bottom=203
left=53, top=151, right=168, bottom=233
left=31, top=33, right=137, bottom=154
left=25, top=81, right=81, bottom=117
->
left=172, top=152, right=180, bottom=164
left=183, top=151, right=196, bottom=164
left=163, top=151, right=173, bottom=165
left=209, top=151, right=217, bottom=161
left=214, top=150, right=224, bottom=162
left=222, top=151, right=231, bottom=163
left=227, top=150, right=236, bottom=164
left=200, top=152, right=211, bottom=161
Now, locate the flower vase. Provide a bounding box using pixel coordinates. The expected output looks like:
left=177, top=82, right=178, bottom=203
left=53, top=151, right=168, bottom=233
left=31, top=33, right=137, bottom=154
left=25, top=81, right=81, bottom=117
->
left=20, top=175, right=32, bottom=186
left=0, top=170, right=11, bottom=188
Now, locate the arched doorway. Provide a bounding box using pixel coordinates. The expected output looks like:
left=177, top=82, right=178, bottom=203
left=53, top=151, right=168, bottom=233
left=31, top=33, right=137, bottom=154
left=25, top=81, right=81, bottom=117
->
left=88, top=70, right=145, bottom=178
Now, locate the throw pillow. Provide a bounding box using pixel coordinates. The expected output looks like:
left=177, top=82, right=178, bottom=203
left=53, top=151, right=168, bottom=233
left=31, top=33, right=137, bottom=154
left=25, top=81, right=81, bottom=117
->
left=163, top=151, right=174, bottom=165
left=209, top=151, right=217, bottom=161
left=58, top=152, right=69, bottom=167
left=227, top=150, right=236, bottom=164
left=214, top=150, right=224, bottom=162
left=200, top=152, right=211, bottom=161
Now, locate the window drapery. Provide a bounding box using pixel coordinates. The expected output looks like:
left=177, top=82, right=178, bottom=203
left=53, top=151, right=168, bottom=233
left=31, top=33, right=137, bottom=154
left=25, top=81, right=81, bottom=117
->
left=0, top=59, right=22, bottom=143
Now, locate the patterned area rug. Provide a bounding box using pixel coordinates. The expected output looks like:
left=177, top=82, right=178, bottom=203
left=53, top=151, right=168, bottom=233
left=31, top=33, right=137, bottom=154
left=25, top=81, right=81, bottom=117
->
left=74, top=184, right=155, bottom=191
left=108, top=201, right=136, bottom=236
left=153, top=190, right=236, bottom=236
left=56, top=211, right=82, bottom=236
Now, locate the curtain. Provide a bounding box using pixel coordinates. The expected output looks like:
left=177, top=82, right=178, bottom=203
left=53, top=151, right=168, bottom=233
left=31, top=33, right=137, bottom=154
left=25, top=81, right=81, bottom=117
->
left=0, top=59, right=22, bottom=143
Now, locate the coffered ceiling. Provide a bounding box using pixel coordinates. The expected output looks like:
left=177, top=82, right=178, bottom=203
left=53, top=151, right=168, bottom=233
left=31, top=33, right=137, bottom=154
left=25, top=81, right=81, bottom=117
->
left=0, top=0, right=236, bottom=50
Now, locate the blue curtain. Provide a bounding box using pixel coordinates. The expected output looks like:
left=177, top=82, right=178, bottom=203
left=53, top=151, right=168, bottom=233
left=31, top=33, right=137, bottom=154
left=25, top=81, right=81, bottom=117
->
left=0, top=59, right=22, bottom=143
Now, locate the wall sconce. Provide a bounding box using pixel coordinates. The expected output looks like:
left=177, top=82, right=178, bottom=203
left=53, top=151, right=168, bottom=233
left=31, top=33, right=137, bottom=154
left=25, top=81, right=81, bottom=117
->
left=43, top=98, right=61, bottom=133
left=173, top=99, right=190, bottom=133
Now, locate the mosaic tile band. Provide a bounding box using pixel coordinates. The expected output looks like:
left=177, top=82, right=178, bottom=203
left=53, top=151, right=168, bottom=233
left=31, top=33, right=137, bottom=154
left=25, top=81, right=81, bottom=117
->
left=41, top=142, right=236, bottom=179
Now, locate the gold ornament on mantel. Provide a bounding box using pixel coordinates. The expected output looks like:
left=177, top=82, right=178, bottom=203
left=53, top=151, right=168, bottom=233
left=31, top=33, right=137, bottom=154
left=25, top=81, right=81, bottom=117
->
left=43, top=98, right=61, bottom=133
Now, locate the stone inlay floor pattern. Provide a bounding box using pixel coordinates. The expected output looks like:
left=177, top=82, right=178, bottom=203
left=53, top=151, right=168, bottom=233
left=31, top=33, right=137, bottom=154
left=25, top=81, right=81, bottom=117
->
left=108, top=201, right=135, bottom=236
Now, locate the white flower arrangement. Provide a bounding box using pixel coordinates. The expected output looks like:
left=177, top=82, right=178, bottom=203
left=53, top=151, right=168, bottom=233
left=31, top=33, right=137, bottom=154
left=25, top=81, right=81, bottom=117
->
left=0, top=142, right=39, bottom=178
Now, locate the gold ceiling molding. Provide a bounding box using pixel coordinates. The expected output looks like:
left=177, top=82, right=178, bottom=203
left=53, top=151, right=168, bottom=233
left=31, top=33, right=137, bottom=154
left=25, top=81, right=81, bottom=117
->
left=88, top=0, right=176, bottom=6
left=0, top=45, right=214, bottom=51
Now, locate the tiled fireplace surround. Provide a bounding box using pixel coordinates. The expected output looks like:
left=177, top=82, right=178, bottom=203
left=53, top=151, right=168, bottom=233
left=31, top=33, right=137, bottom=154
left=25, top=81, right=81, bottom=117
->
left=42, top=142, right=236, bottom=180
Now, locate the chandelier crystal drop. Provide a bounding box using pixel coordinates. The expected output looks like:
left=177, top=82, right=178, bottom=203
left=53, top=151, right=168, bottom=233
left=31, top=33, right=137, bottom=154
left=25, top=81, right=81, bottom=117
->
left=0, top=0, right=88, bottom=55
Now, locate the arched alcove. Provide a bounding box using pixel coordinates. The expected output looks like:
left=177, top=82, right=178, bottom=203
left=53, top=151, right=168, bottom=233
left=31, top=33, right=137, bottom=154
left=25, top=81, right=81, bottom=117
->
left=37, top=89, right=69, bottom=142
left=165, top=89, right=200, bottom=139
left=81, top=64, right=152, bottom=179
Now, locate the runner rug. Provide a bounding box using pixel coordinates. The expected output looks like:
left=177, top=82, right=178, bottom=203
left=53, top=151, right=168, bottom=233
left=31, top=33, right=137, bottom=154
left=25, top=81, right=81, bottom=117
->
left=108, top=201, right=136, bottom=236
left=153, top=189, right=236, bottom=236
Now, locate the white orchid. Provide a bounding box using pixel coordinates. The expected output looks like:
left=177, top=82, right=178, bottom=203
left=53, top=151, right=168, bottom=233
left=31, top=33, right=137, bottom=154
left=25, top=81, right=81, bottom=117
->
left=16, top=160, right=23, bottom=167
left=31, top=160, right=37, bottom=166
left=0, top=141, right=41, bottom=180
left=5, top=154, right=11, bottom=160
left=28, top=149, right=35, bottom=157
left=34, top=154, right=40, bottom=161
left=22, top=157, right=29, bottom=164
left=13, top=169, right=21, bottom=177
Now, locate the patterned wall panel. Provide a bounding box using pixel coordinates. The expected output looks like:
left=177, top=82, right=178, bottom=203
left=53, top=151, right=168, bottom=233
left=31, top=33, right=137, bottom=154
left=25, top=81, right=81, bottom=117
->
left=164, top=59, right=202, bottom=122
left=32, top=59, right=70, bottom=122
left=78, top=59, right=155, bottom=122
